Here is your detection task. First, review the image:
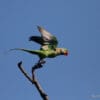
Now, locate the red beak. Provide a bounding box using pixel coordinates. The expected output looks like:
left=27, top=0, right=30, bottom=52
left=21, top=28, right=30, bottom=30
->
left=64, top=51, right=68, bottom=56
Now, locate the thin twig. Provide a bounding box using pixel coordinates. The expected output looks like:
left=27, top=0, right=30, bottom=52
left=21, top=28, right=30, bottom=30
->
left=18, top=61, right=33, bottom=83
left=17, top=61, right=49, bottom=100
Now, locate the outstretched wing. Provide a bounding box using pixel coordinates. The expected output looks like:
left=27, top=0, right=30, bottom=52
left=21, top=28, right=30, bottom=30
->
left=29, top=26, right=58, bottom=50
left=37, top=26, right=53, bottom=42
left=29, top=36, right=44, bottom=45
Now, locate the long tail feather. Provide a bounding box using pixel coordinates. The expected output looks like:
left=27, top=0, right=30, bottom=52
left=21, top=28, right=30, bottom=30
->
left=10, top=48, right=26, bottom=51
left=9, top=48, right=39, bottom=55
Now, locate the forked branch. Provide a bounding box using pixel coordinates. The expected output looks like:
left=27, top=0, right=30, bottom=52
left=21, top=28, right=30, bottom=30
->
left=17, top=61, right=48, bottom=100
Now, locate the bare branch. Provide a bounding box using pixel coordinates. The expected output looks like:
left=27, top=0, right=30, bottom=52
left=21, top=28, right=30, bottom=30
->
left=18, top=61, right=33, bottom=83
left=17, top=61, right=49, bottom=100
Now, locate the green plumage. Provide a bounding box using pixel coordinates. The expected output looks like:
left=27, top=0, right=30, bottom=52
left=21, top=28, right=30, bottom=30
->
left=11, top=26, right=68, bottom=61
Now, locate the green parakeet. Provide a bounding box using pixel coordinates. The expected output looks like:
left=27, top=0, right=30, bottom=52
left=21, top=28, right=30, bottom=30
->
left=11, top=26, right=68, bottom=64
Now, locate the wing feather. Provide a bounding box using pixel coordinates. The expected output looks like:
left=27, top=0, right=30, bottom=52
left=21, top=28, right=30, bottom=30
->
left=29, top=26, right=58, bottom=50
left=29, top=36, right=43, bottom=45
left=37, top=26, right=58, bottom=48
left=37, top=26, right=53, bottom=41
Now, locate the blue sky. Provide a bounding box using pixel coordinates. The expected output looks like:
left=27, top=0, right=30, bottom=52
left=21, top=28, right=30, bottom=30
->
left=0, top=0, right=99, bottom=100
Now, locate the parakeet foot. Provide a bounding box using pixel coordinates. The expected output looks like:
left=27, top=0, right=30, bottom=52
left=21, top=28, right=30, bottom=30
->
left=39, top=59, right=46, bottom=64
left=31, top=63, right=43, bottom=73
left=31, top=59, right=46, bottom=73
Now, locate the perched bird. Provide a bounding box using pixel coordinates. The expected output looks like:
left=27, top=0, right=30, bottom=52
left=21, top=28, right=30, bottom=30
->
left=11, top=26, right=68, bottom=64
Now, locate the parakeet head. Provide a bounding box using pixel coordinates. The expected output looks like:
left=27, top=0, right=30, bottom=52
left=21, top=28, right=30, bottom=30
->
left=60, top=48, right=69, bottom=56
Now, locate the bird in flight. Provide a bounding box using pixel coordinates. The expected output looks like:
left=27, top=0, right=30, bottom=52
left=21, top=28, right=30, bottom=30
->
left=11, top=26, right=68, bottom=65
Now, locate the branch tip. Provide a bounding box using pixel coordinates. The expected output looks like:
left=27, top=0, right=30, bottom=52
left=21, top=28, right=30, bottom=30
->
left=18, top=61, right=22, bottom=67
